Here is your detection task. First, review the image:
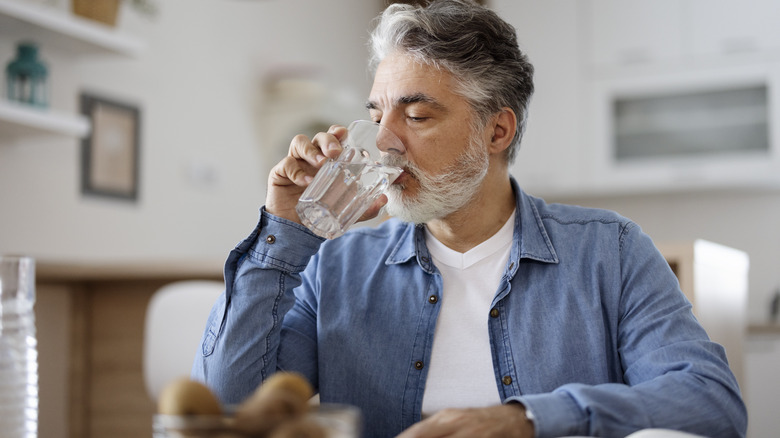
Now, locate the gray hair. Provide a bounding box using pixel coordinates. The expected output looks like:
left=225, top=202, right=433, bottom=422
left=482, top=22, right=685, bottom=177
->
left=368, top=0, right=535, bottom=163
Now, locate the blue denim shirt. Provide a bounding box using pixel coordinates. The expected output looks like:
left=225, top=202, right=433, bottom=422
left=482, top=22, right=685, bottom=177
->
left=193, top=179, right=746, bottom=438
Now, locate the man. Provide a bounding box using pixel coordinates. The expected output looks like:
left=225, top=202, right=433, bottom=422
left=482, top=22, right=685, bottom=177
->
left=193, top=1, right=746, bottom=437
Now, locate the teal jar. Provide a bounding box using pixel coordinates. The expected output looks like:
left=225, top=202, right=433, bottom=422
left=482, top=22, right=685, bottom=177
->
left=5, top=42, right=48, bottom=107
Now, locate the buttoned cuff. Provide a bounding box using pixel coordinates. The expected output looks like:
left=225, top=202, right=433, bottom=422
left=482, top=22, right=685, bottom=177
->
left=241, top=207, right=325, bottom=273
left=507, top=392, right=588, bottom=438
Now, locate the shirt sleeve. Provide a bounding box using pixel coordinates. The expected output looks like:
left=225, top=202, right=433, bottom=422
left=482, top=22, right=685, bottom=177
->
left=191, top=207, right=324, bottom=404
left=508, top=223, right=747, bottom=438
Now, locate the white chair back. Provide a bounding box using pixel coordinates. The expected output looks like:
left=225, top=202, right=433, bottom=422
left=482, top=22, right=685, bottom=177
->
left=143, top=280, right=224, bottom=402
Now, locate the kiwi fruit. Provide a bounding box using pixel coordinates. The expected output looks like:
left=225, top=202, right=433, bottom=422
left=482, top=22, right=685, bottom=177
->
left=253, top=372, right=314, bottom=403
left=232, top=372, right=314, bottom=436
left=157, top=378, right=222, bottom=416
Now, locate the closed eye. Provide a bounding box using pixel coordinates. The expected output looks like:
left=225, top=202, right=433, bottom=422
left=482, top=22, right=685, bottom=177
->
left=365, top=100, right=384, bottom=120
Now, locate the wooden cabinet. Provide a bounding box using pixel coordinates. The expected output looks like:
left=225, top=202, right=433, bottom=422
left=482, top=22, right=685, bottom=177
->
left=36, top=260, right=223, bottom=438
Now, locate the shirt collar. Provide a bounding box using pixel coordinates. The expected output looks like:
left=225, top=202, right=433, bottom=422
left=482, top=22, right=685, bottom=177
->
left=512, top=177, right=559, bottom=265
left=384, top=177, right=559, bottom=272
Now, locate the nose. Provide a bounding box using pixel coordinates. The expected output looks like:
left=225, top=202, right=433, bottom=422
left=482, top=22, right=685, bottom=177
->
left=376, top=122, right=405, bottom=156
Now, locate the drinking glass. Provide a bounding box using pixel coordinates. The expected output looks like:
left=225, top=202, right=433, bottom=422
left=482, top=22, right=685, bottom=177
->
left=0, top=256, right=38, bottom=438
left=295, top=120, right=405, bottom=239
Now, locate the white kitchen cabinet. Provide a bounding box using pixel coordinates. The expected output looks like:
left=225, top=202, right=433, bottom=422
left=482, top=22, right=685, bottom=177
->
left=568, top=0, right=780, bottom=197
left=581, top=62, right=780, bottom=196
left=584, top=0, right=686, bottom=70
left=585, top=0, right=780, bottom=72
left=689, top=0, right=780, bottom=58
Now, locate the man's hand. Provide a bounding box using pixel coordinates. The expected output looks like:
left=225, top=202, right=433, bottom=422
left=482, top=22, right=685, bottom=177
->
left=266, top=126, right=346, bottom=224
left=396, top=404, right=534, bottom=438
left=266, top=125, right=390, bottom=226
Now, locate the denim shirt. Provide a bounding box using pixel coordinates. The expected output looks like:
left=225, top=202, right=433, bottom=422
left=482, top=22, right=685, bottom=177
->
left=193, top=179, right=746, bottom=438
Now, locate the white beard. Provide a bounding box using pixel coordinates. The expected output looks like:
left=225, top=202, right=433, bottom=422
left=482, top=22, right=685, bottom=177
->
left=383, top=134, right=489, bottom=224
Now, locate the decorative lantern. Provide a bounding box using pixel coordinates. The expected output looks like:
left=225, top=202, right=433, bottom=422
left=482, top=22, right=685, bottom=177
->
left=5, top=42, right=48, bottom=108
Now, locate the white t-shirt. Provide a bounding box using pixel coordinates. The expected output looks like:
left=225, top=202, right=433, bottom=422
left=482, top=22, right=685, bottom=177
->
left=421, top=211, right=516, bottom=417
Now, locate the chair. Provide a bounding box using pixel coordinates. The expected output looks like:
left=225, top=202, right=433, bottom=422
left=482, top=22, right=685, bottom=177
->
left=142, top=280, right=224, bottom=402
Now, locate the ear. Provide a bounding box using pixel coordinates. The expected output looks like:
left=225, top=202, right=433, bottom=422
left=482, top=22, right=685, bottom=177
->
left=487, top=108, right=517, bottom=156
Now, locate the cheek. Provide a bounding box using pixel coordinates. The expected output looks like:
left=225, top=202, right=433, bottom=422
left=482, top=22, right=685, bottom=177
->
left=402, top=116, right=475, bottom=172
left=404, top=134, right=442, bottom=174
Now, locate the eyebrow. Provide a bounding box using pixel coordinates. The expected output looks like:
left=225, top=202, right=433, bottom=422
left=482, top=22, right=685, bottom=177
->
left=365, top=92, right=447, bottom=112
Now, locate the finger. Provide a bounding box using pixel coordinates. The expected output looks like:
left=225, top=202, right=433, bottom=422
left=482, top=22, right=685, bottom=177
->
left=270, top=155, right=316, bottom=188
left=312, top=127, right=345, bottom=160
left=288, top=134, right=331, bottom=168
left=327, top=124, right=348, bottom=142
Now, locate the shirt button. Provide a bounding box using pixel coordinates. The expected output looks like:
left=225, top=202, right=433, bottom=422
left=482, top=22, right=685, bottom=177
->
left=265, top=235, right=276, bottom=244
left=428, top=295, right=438, bottom=304
left=502, top=375, right=513, bottom=385
left=414, top=361, right=424, bottom=370
left=490, top=308, right=499, bottom=318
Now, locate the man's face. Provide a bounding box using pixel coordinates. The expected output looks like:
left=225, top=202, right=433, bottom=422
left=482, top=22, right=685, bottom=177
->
left=367, top=52, right=490, bottom=223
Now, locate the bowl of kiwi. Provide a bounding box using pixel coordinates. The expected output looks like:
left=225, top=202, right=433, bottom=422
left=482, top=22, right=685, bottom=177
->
left=153, top=372, right=361, bottom=438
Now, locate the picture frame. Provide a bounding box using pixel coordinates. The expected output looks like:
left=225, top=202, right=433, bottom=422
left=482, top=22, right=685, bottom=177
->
left=80, top=93, right=141, bottom=201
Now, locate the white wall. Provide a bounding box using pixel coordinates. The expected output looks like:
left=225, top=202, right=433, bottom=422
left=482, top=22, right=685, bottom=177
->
left=0, top=0, right=380, bottom=262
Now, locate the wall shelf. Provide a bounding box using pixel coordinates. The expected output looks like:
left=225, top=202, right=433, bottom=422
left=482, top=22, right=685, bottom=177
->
left=0, top=0, right=144, bottom=56
left=0, top=99, right=90, bottom=138
left=0, top=0, right=144, bottom=140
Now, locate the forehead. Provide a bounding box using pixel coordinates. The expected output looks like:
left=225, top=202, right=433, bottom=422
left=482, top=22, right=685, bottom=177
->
left=368, top=53, right=460, bottom=110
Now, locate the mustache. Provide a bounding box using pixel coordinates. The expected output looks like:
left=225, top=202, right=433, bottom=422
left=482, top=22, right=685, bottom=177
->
left=380, top=153, right=406, bottom=167
left=380, top=154, right=419, bottom=180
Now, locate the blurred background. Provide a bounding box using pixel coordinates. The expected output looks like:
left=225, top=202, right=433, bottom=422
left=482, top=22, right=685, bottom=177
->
left=1, top=0, right=779, bottom=437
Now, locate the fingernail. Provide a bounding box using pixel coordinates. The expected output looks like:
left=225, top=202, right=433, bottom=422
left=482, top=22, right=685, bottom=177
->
left=304, top=175, right=314, bottom=184
left=327, top=142, right=340, bottom=152
left=316, top=154, right=326, bottom=163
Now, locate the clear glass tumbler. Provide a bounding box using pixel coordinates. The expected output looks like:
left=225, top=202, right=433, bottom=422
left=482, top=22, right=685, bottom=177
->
left=0, top=256, right=38, bottom=438
left=296, top=120, right=406, bottom=239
